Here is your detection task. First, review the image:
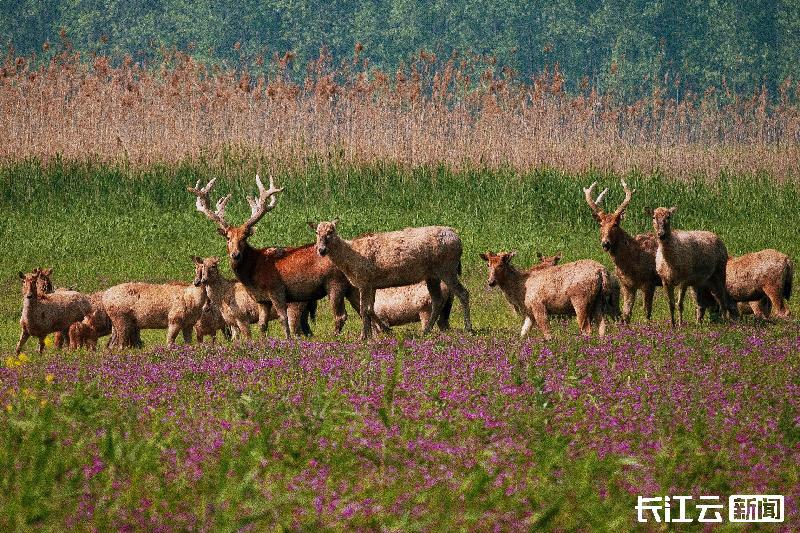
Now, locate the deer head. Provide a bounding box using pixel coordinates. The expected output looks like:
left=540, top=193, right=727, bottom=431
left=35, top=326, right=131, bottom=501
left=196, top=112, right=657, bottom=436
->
left=189, top=174, right=283, bottom=264
left=583, top=180, right=635, bottom=252
left=313, top=219, right=339, bottom=257
left=18, top=271, right=41, bottom=300
left=192, top=256, right=221, bottom=287
left=479, top=251, right=516, bottom=287
left=651, top=206, right=678, bottom=240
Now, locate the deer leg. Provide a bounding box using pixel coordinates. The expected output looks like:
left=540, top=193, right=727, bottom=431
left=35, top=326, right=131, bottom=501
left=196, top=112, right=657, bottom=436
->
left=437, top=292, right=453, bottom=331
left=166, top=322, right=181, bottom=345
left=532, top=304, right=552, bottom=341
left=441, top=276, right=472, bottom=333
left=664, top=284, right=676, bottom=327
left=676, top=284, right=688, bottom=326
left=182, top=325, right=193, bottom=344
left=258, top=302, right=271, bottom=338
left=520, top=316, right=533, bottom=337
left=359, top=288, right=376, bottom=340
left=572, top=297, right=591, bottom=336
left=270, top=293, right=291, bottom=339
left=38, top=337, right=46, bottom=354
left=331, top=285, right=350, bottom=335
left=763, top=284, right=789, bottom=319
left=643, top=285, right=656, bottom=321
left=621, top=284, right=636, bottom=323
left=423, top=278, right=444, bottom=335
left=15, top=328, right=30, bottom=355
left=236, top=319, right=251, bottom=339
left=708, top=276, right=737, bottom=321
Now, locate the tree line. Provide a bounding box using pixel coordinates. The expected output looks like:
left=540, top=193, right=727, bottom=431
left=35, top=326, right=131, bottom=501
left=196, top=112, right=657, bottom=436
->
left=2, top=0, right=799, bottom=99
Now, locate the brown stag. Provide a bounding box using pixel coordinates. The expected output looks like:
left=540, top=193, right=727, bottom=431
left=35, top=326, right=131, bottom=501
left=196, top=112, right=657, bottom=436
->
left=189, top=175, right=370, bottom=338
left=583, top=180, right=661, bottom=322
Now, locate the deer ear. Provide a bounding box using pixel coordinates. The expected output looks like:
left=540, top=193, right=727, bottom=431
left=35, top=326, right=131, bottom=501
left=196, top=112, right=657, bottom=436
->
left=307, top=221, right=316, bottom=232
left=669, top=206, right=678, bottom=214
left=478, top=252, right=489, bottom=262
left=332, top=217, right=339, bottom=227
left=191, top=256, right=202, bottom=264
left=503, top=251, right=517, bottom=263
left=217, top=227, right=227, bottom=237
left=42, top=267, right=53, bottom=276
left=644, top=207, right=654, bottom=217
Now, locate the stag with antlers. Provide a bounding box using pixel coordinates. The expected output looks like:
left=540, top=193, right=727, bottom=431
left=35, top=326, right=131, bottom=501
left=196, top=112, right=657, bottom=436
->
left=189, top=174, right=371, bottom=338
left=583, top=180, right=661, bottom=322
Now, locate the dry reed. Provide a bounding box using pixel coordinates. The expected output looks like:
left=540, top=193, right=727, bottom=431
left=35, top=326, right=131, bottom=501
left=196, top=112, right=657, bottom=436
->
left=2, top=46, right=799, bottom=180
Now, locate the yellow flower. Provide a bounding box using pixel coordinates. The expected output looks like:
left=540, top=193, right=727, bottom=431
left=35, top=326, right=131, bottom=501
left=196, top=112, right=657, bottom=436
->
left=17, top=353, right=29, bottom=364
left=43, top=336, right=54, bottom=348
left=39, top=399, right=48, bottom=408
left=4, top=356, right=15, bottom=369
left=4, top=404, right=11, bottom=413
left=22, top=388, right=35, bottom=400
left=45, top=373, right=54, bottom=384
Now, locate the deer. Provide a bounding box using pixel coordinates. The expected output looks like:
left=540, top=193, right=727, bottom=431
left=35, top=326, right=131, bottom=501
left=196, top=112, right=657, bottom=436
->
left=102, top=258, right=210, bottom=348
left=693, top=249, right=793, bottom=321
left=313, top=219, right=472, bottom=339
left=192, top=256, right=315, bottom=339
left=480, top=251, right=618, bottom=340
left=371, top=282, right=454, bottom=333
left=16, top=270, right=92, bottom=354
left=650, top=206, right=738, bottom=326
left=193, top=303, right=232, bottom=343
left=189, top=174, right=373, bottom=338
left=583, top=180, right=661, bottom=322
left=33, top=268, right=115, bottom=349
left=67, top=305, right=109, bottom=350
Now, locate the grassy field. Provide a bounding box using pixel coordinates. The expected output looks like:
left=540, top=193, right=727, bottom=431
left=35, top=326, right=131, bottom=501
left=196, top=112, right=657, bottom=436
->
left=2, top=159, right=799, bottom=345
left=1, top=160, right=799, bottom=529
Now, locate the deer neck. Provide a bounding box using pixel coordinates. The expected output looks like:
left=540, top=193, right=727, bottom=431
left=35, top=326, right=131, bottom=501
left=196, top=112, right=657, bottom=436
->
left=206, top=276, right=233, bottom=306
left=497, top=266, right=528, bottom=308
left=609, top=229, right=640, bottom=266
left=326, top=235, right=359, bottom=277
left=231, top=242, right=258, bottom=286
left=21, top=296, right=36, bottom=319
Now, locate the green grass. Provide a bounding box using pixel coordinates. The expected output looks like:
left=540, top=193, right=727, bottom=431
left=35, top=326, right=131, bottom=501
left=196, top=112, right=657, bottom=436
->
left=1, top=159, right=799, bottom=348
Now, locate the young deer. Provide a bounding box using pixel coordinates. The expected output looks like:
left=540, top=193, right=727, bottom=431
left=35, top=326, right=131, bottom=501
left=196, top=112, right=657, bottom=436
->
left=650, top=207, right=737, bottom=326
left=480, top=252, right=617, bottom=340
left=314, top=220, right=472, bottom=339
left=193, top=256, right=314, bottom=338
left=16, top=271, right=92, bottom=354
left=102, top=258, right=209, bottom=348
left=189, top=175, right=366, bottom=338
left=67, top=307, right=108, bottom=351
left=694, top=249, right=793, bottom=320
left=583, top=180, right=661, bottom=322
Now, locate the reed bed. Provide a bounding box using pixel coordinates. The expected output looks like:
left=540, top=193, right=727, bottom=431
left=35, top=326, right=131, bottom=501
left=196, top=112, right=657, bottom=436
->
left=2, top=47, right=800, bottom=179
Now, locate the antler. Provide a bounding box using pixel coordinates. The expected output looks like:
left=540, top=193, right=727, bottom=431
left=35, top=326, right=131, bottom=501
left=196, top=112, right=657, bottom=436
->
left=243, top=173, right=284, bottom=232
left=583, top=181, right=608, bottom=217
left=188, top=177, right=232, bottom=232
left=613, top=179, right=635, bottom=216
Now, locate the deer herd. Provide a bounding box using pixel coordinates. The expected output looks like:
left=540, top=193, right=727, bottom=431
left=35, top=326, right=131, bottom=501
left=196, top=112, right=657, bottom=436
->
left=14, top=175, right=793, bottom=354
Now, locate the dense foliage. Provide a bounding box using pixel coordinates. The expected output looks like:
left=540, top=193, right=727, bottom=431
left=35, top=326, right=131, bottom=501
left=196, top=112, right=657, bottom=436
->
left=2, top=0, right=799, bottom=99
